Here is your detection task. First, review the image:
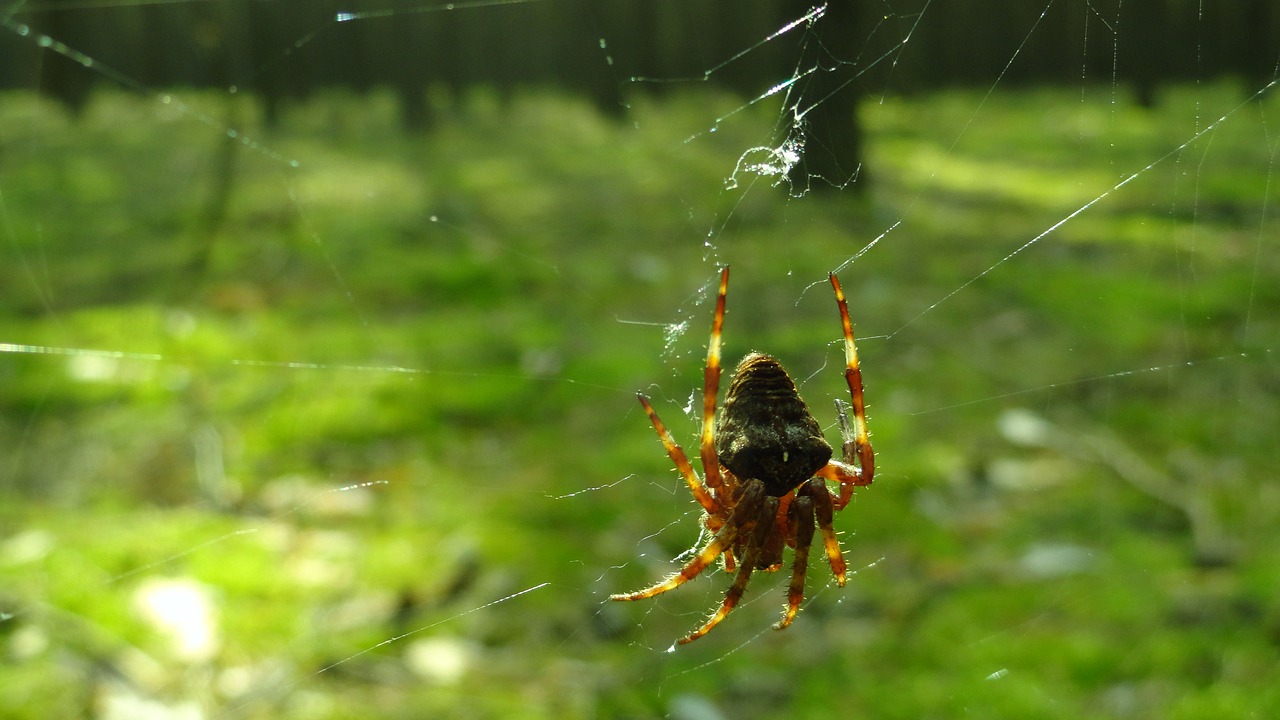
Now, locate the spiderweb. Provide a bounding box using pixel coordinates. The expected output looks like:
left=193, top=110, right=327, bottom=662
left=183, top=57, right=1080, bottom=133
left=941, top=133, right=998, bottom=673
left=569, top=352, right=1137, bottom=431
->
left=1, top=1, right=1277, bottom=718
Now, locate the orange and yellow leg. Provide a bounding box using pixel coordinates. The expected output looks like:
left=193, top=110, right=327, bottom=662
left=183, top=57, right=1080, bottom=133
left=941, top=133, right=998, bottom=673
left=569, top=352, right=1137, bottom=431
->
left=829, top=272, right=875, bottom=508
left=679, top=493, right=779, bottom=645
left=809, top=477, right=848, bottom=585
left=699, top=266, right=730, bottom=492
left=610, top=481, right=764, bottom=604
left=610, top=519, right=740, bottom=603
left=775, top=493, right=815, bottom=630
left=636, top=392, right=719, bottom=515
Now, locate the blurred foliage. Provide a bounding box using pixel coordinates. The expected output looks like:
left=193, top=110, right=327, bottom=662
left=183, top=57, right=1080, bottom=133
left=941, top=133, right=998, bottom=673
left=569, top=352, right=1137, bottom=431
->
left=1, top=79, right=1278, bottom=719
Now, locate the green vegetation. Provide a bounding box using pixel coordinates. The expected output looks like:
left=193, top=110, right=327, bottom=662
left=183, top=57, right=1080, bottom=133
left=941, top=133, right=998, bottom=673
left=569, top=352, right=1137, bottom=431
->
left=1, top=80, right=1277, bottom=719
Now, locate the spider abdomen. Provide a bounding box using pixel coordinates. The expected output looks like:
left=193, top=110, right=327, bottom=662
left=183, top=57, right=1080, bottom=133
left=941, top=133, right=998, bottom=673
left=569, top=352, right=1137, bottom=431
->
left=715, top=352, right=833, bottom=496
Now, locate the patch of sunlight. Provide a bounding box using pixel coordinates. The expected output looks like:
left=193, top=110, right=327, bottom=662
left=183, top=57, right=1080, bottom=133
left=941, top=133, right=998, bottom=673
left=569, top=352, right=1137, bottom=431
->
left=132, top=576, right=220, bottom=663
left=889, top=139, right=1123, bottom=211
left=291, top=158, right=426, bottom=216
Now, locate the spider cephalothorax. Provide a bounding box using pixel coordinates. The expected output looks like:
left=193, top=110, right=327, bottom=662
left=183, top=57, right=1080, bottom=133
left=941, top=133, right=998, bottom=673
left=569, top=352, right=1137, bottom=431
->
left=612, top=267, right=875, bottom=644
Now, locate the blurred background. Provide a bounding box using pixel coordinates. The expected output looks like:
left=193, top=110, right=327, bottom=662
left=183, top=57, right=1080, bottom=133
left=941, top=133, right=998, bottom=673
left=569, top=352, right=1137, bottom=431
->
left=1, top=1, right=1278, bottom=718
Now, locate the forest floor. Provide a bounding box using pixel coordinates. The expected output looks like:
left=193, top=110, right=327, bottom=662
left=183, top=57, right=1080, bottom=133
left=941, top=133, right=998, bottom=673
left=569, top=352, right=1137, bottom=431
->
left=1, top=80, right=1277, bottom=719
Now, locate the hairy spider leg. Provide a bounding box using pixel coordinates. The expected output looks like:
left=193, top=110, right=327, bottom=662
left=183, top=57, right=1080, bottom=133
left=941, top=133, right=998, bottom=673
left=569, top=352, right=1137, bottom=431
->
left=814, top=460, right=863, bottom=508
left=699, top=266, right=730, bottom=494
left=609, top=483, right=765, bottom=604
left=679, top=489, right=779, bottom=645
left=775, top=491, right=815, bottom=629
left=810, top=477, right=848, bottom=584
left=636, top=393, right=720, bottom=516
left=828, top=272, right=875, bottom=509
left=801, top=273, right=874, bottom=583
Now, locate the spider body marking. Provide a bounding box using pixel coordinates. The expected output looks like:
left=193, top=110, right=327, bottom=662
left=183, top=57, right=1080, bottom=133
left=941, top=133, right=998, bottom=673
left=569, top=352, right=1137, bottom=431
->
left=611, top=266, right=875, bottom=645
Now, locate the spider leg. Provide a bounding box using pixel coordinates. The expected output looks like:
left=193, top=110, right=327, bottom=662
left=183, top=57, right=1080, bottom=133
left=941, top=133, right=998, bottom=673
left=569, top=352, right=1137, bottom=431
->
left=775, top=492, right=815, bottom=630
left=679, top=492, right=779, bottom=645
left=829, top=272, right=875, bottom=493
left=774, top=493, right=795, bottom=552
left=637, top=392, right=720, bottom=515
left=610, top=483, right=765, bottom=603
left=699, top=266, right=730, bottom=493
left=609, top=524, right=738, bottom=602
left=815, top=457, right=869, bottom=511
left=810, top=477, right=848, bottom=585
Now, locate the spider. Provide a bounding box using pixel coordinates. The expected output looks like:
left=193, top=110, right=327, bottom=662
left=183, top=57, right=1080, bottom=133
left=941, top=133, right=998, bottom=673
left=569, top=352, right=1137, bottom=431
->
left=611, top=266, right=875, bottom=644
